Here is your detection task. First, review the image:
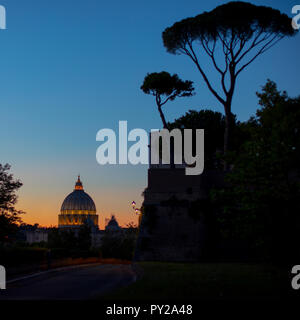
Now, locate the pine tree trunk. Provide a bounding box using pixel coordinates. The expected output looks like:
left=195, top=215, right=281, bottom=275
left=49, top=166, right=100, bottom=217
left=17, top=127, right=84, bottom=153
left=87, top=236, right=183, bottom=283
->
left=158, top=105, right=168, bottom=129
left=157, top=105, right=175, bottom=168
left=224, top=107, right=232, bottom=171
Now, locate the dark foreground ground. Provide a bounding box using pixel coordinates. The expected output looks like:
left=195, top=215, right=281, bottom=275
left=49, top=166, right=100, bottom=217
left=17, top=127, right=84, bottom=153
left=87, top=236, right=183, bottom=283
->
left=0, top=262, right=294, bottom=301
left=104, top=262, right=291, bottom=301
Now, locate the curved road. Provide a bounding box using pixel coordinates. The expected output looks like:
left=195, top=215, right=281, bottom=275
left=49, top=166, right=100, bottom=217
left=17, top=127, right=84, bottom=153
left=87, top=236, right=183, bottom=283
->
left=0, top=264, right=136, bottom=300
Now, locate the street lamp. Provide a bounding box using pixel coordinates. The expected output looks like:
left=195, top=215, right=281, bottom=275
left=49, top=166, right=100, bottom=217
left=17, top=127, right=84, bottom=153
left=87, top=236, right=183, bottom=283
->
left=131, top=201, right=141, bottom=215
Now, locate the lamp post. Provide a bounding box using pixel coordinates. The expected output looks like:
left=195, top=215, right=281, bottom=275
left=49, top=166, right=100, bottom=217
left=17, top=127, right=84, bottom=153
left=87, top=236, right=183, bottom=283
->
left=131, top=201, right=141, bottom=215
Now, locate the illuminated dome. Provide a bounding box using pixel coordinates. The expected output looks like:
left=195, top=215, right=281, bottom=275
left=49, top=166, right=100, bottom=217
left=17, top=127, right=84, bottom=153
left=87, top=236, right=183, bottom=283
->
left=58, top=176, right=98, bottom=228
left=61, top=177, right=96, bottom=213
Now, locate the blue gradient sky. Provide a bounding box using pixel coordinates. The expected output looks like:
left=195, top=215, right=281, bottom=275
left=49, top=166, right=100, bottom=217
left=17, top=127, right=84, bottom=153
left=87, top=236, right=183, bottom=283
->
left=0, top=0, right=299, bottom=228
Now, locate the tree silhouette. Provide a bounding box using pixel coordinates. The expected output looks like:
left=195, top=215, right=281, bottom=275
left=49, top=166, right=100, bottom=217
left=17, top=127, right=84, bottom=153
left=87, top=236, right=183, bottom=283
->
left=0, top=164, right=24, bottom=241
left=168, top=109, right=226, bottom=169
left=162, top=1, right=296, bottom=168
left=77, top=221, right=92, bottom=250
left=141, top=71, right=194, bottom=129
left=213, top=80, right=300, bottom=261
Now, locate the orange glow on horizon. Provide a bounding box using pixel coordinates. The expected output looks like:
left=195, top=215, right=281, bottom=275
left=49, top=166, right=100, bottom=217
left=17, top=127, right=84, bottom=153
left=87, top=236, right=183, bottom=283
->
left=17, top=188, right=141, bottom=230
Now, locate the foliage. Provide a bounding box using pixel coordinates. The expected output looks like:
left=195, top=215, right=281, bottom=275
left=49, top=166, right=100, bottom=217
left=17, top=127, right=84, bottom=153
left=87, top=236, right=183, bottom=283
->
left=0, top=164, right=24, bottom=241
left=47, top=222, right=91, bottom=251
left=125, top=221, right=139, bottom=234
left=47, top=228, right=76, bottom=249
left=0, top=246, right=48, bottom=267
left=77, top=222, right=92, bottom=250
left=168, top=109, right=250, bottom=169
left=212, top=80, right=300, bottom=262
left=162, top=1, right=296, bottom=159
left=141, top=71, right=194, bottom=128
left=101, top=230, right=137, bottom=260
left=169, top=109, right=225, bottom=168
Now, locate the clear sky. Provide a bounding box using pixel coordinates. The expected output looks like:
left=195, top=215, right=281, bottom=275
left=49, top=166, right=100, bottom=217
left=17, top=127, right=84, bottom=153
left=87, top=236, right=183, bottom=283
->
left=0, top=0, right=299, bottom=229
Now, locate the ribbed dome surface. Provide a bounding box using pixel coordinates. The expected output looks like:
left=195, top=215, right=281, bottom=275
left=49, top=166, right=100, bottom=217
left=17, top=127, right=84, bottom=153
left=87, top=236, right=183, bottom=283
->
left=61, top=190, right=96, bottom=212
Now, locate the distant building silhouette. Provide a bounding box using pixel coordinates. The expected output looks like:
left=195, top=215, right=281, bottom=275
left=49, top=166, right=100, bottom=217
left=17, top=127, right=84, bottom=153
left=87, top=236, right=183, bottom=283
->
left=105, top=215, right=122, bottom=234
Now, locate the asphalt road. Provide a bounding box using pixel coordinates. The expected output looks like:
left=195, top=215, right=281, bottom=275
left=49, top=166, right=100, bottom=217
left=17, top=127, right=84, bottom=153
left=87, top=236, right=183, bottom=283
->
left=0, top=264, right=136, bottom=300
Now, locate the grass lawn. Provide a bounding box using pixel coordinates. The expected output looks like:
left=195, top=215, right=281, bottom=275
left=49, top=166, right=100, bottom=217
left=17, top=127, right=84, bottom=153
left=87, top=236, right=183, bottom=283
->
left=103, top=262, right=287, bottom=301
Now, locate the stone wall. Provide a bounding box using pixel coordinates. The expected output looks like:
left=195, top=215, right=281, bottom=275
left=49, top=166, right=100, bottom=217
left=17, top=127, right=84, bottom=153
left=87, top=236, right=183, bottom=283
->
left=134, top=168, right=224, bottom=261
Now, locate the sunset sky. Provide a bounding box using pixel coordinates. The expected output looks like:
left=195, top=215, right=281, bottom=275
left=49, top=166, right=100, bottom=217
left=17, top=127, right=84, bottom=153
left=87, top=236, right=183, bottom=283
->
left=0, top=0, right=299, bottom=229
